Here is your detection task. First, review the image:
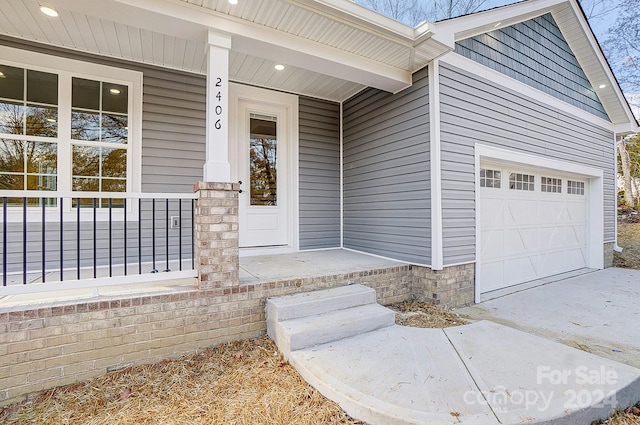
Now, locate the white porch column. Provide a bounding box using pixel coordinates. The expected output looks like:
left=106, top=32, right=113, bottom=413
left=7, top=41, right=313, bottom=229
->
left=203, top=30, right=232, bottom=182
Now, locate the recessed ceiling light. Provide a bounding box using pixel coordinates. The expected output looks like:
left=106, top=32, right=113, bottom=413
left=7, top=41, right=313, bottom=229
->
left=39, top=6, right=59, bottom=17
left=109, top=88, right=121, bottom=95
left=0, top=71, right=4, bottom=78
left=274, top=64, right=285, bottom=71
left=599, top=84, right=606, bottom=89
left=228, top=0, right=238, bottom=4
left=493, top=22, right=501, bottom=28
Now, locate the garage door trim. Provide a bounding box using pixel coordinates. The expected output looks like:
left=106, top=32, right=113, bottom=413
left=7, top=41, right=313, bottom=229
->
left=474, top=144, right=604, bottom=303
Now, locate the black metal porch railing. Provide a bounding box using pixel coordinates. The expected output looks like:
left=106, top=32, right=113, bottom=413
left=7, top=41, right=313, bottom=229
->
left=0, top=191, right=197, bottom=288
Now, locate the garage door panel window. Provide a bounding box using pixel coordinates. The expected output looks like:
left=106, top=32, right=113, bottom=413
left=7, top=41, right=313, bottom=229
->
left=567, top=180, right=585, bottom=195
left=480, top=168, right=501, bottom=188
left=509, top=173, right=534, bottom=191
left=541, top=177, right=562, bottom=193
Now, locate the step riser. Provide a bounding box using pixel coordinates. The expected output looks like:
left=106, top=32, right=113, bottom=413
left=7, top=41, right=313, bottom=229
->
left=278, top=307, right=395, bottom=355
left=266, top=284, right=377, bottom=323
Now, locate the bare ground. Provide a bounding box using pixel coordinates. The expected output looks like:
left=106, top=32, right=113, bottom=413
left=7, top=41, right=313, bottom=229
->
left=614, top=222, right=640, bottom=269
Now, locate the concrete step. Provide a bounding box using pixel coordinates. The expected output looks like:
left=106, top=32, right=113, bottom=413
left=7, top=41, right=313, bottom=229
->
left=266, top=283, right=377, bottom=324
left=271, top=303, right=395, bottom=358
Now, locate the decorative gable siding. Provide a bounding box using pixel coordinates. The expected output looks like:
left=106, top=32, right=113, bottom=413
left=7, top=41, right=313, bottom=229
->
left=438, top=63, right=615, bottom=265
left=342, top=68, right=431, bottom=265
left=455, top=13, right=608, bottom=121
left=299, top=97, right=341, bottom=249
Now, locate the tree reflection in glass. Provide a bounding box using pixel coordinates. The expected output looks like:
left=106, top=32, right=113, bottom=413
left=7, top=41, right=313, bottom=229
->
left=72, top=145, right=126, bottom=206
left=0, top=139, right=57, bottom=192
left=249, top=117, right=277, bottom=206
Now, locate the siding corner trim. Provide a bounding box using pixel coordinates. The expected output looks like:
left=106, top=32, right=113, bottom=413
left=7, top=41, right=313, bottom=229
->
left=429, top=60, right=444, bottom=270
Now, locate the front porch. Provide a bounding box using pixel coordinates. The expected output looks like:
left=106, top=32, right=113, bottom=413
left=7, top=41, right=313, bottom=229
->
left=0, top=249, right=406, bottom=310
left=0, top=247, right=415, bottom=405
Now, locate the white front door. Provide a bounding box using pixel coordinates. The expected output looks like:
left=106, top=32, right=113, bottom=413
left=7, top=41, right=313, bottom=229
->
left=236, top=100, right=289, bottom=248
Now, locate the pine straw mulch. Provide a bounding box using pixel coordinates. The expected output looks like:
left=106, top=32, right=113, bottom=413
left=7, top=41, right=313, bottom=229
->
left=0, top=337, right=363, bottom=425
left=614, top=222, right=640, bottom=270
left=0, top=301, right=468, bottom=425
left=389, top=300, right=469, bottom=328
left=593, top=403, right=640, bottom=425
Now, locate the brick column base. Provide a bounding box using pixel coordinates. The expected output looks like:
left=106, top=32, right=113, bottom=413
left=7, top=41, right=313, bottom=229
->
left=193, top=182, right=240, bottom=290
left=410, top=263, right=475, bottom=308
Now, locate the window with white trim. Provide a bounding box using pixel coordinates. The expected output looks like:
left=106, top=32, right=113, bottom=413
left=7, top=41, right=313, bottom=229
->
left=509, top=173, right=534, bottom=191
left=0, top=54, right=139, bottom=208
left=480, top=168, right=501, bottom=188
left=567, top=180, right=585, bottom=195
left=541, top=177, right=562, bottom=193
left=0, top=65, right=58, bottom=202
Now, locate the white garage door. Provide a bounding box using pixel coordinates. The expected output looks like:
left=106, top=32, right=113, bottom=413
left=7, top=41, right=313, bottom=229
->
left=479, top=164, right=589, bottom=293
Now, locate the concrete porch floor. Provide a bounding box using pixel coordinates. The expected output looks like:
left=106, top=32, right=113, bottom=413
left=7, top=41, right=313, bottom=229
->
left=0, top=249, right=402, bottom=310
left=239, top=249, right=403, bottom=284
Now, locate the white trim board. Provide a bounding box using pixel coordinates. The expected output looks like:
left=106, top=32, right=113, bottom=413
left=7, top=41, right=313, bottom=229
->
left=474, top=143, right=604, bottom=303
left=440, top=53, right=614, bottom=132
left=428, top=59, right=444, bottom=270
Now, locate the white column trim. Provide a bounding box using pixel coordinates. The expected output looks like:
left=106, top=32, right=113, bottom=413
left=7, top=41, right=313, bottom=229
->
left=203, top=30, right=232, bottom=182
left=429, top=59, right=444, bottom=270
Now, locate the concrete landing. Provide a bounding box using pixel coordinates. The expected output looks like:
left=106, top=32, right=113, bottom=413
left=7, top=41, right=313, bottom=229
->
left=290, top=321, right=640, bottom=425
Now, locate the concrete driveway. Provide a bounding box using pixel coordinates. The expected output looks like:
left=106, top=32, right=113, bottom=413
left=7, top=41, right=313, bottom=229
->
left=456, top=267, right=640, bottom=369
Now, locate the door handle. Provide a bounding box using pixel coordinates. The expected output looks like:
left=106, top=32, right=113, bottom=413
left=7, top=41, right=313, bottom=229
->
left=238, top=181, right=243, bottom=193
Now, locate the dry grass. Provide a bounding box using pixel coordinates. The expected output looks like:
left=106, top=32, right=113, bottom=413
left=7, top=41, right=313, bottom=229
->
left=389, top=300, right=469, bottom=328
left=0, top=337, right=363, bottom=425
left=615, top=222, right=640, bottom=269
left=593, top=403, right=640, bottom=425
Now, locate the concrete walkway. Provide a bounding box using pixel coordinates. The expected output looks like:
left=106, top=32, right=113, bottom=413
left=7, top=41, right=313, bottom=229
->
left=457, top=268, right=640, bottom=369
left=270, top=270, right=640, bottom=425
left=290, top=321, right=640, bottom=425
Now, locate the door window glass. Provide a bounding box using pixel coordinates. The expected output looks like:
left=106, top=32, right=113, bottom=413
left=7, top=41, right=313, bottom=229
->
left=249, top=114, right=277, bottom=206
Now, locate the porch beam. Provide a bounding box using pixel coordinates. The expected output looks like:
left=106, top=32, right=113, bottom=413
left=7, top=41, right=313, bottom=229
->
left=203, top=31, right=232, bottom=183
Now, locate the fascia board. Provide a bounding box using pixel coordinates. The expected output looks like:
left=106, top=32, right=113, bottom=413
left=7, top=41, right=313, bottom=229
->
left=290, top=0, right=417, bottom=41
left=558, top=0, right=639, bottom=128
left=432, top=0, right=565, bottom=42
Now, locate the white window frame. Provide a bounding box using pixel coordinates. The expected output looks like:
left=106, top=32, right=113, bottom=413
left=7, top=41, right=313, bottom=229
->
left=541, top=176, right=562, bottom=193
left=0, top=46, right=142, bottom=221
left=567, top=180, right=586, bottom=195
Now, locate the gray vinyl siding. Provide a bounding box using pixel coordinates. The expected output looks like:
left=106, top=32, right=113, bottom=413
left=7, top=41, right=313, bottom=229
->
left=0, top=35, right=206, bottom=194
left=455, top=14, right=608, bottom=120
left=439, top=63, right=615, bottom=265
left=299, top=97, right=341, bottom=249
left=342, top=68, right=431, bottom=264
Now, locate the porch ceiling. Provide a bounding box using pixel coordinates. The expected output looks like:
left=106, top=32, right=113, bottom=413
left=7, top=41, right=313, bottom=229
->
left=0, top=0, right=452, bottom=102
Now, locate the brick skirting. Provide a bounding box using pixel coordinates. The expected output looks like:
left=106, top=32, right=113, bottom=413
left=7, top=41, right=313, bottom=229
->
left=0, top=264, right=411, bottom=406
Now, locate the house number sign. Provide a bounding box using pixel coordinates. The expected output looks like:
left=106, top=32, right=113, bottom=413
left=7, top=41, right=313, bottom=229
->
left=215, top=77, right=223, bottom=130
